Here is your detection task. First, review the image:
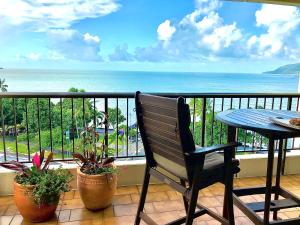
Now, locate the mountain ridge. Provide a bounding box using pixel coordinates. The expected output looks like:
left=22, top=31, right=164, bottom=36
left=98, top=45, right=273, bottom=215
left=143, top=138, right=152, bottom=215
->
left=264, top=63, right=300, bottom=74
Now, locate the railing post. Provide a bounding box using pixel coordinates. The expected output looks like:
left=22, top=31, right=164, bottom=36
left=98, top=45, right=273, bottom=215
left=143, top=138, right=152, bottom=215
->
left=0, top=98, right=6, bottom=161
left=104, top=97, right=108, bottom=157
left=13, top=98, right=18, bottom=161
left=201, top=97, right=206, bottom=147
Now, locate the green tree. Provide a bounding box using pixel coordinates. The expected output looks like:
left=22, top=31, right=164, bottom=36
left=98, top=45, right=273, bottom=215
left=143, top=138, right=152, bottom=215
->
left=107, top=107, right=126, bottom=129
left=0, top=78, right=8, bottom=92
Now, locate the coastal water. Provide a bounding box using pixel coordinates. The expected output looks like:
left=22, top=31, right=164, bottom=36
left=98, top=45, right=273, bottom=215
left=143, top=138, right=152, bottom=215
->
left=0, top=69, right=298, bottom=93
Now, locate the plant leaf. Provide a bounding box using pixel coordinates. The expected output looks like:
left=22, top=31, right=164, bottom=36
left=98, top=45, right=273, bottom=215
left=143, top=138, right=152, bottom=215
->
left=102, top=157, right=115, bottom=166
left=73, top=153, right=87, bottom=163
left=32, top=153, right=41, bottom=170
left=42, top=152, right=53, bottom=170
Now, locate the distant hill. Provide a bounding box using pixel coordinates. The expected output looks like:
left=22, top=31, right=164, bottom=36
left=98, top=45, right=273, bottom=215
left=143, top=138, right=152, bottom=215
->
left=264, top=63, right=300, bottom=74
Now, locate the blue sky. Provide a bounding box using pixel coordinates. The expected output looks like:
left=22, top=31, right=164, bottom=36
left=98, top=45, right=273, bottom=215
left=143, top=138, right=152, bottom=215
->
left=0, top=0, right=299, bottom=73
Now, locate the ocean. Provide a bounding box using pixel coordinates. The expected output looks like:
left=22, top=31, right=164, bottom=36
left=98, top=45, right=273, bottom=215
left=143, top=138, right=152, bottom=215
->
left=0, top=69, right=299, bottom=93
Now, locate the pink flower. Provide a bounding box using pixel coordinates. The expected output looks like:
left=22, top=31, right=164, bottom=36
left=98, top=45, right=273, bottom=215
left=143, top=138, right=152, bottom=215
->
left=32, top=153, right=41, bottom=169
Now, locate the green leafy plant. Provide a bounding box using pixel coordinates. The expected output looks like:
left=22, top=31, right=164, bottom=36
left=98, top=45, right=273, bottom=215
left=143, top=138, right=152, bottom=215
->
left=73, top=115, right=116, bottom=175
left=0, top=150, right=73, bottom=205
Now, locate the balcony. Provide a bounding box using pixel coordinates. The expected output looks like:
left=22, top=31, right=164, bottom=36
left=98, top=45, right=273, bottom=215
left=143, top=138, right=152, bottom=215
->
left=1, top=92, right=300, bottom=225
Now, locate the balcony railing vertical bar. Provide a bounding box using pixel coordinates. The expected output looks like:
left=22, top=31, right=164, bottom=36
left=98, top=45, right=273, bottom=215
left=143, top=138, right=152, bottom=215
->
left=201, top=97, right=207, bottom=147
left=1, top=93, right=300, bottom=162
left=93, top=98, right=96, bottom=153
left=71, top=98, right=75, bottom=154
left=37, top=98, right=41, bottom=153
left=259, top=97, right=267, bottom=150
left=126, top=98, right=129, bottom=157
left=116, top=98, right=119, bottom=157
left=210, top=98, right=215, bottom=146
left=60, top=98, right=64, bottom=160
left=13, top=98, right=19, bottom=161
left=104, top=97, right=108, bottom=158
left=192, top=98, right=196, bottom=137
left=219, top=98, right=225, bottom=144
left=48, top=98, right=53, bottom=153
left=0, top=98, right=6, bottom=161
left=251, top=98, right=259, bottom=151
left=25, top=98, right=30, bottom=161
left=292, top=97, right=299, bottom=149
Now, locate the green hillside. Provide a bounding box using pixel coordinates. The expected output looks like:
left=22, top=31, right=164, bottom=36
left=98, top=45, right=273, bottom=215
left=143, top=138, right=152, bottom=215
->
left=264, top=63, right=300, bottom=74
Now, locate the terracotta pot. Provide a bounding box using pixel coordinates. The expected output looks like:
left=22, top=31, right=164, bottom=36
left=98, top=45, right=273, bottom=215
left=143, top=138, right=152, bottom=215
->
left=77, top=167, right=117, bottom=210
left=14, top=181, right=59, bottom=222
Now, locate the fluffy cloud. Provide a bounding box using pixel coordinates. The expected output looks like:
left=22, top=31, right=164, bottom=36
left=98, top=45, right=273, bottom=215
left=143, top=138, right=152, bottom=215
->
left=48, top=29, right=102, bottom=61
left=157, top=20, right=176, bottom=42
left=84, top=33, right=100, bottom=44
left=0, top=0, right=120, bottom=30
left=108, top=44, right=134, bottom=61
left=247, top=4, right=300, bottom=58
left=125, top=0, right=244, bottom=62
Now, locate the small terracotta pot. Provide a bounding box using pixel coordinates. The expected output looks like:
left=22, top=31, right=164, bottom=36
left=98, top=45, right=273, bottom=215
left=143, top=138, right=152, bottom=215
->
left=14, top=181, right=58, bottom=223
left=77, top=167, right=117, bottom=210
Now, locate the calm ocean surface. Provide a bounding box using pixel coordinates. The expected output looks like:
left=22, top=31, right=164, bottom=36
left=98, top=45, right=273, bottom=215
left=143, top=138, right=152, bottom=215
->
left=0, top=69, right=299, bottom=93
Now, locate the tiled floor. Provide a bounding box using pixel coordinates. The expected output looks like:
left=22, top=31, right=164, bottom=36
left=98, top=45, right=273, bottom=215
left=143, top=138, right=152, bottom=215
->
left=1, top=175, right=300, bottom=224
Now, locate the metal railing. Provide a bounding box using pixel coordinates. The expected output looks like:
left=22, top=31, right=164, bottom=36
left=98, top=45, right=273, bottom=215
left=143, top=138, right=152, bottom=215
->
left=0, top=92, right=300, bottom=162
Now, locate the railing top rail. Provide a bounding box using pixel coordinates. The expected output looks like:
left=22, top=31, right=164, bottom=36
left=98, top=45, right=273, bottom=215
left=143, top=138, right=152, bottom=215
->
left=0, top=92, right=300, bottom=98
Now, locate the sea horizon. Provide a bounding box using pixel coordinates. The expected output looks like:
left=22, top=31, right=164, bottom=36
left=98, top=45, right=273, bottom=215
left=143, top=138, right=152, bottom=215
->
left=0, top=68, right=299, bottom=93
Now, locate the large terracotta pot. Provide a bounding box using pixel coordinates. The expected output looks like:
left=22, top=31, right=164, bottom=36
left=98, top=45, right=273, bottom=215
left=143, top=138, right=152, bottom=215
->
left=77, top=167, right=117, bottom=210
left=14, top=181, right=58, bottom=222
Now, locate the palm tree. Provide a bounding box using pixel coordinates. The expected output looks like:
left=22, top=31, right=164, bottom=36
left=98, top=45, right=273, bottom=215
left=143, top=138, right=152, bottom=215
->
left=0, top=79, right=8, bottom=92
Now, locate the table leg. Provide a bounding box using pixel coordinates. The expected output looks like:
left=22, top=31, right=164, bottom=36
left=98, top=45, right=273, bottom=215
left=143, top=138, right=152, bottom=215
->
left=264, top=138, right=275, bottom=225
left=223, top=125, right=237, bottom=221
left=273, top=139, right=284, bottom=220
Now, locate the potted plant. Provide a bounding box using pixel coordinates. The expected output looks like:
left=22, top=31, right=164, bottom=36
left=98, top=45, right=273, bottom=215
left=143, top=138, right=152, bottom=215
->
left=0, top=150, right=72, bottom=222
left=73, top=125, right=117, bottom=211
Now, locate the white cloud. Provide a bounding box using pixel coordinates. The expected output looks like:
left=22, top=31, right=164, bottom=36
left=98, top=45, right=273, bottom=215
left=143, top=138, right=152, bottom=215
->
left=48, top=29, right=102, bottom=61
left=247, top=4, right=300, bottom=58
left=129, top=0, right=244, bottom=62
left=84, top=33, right=100, bottom=44
left=202, top=23, right=242, bottom=51
left=157, top=20, right=176, bottom=42
left=109, top=44, right=134, bottom=61
left=0, top=0, right=120, bottom=30
left=16, top=52, right=41, bottom=60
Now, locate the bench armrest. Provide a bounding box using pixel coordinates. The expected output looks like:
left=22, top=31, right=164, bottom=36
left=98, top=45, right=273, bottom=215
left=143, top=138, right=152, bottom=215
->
left=185, top=142, right=241, bottom=158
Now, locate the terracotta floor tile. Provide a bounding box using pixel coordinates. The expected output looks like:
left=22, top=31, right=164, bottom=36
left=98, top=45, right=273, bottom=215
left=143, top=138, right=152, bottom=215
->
left=61, top=198, right=84, bottom=210
left=0, top=196, right=14, bottom=206
left=103, top=215, right=135, bottom=225
left=9, top=214, right=23, bottom=225
left=113, top=195, right=132, bottom=205
left=103, top=206, right=114, bottom=218
left=69, top=208, right=102, bottom=221
left=152, top=200, right=185, bottom=212
left=166, top=191, right=182, bottom=201
left=3, top=204, right=18, bottom=216
left=0, top=206, right=8, bottom=216
left=138, top=184, right=173, bottom=193
left=0, top=215, right=13, bottom=225
left=63, top=191, right=75, bottom=200
left=131, top=191, right=169, bottom=203
left=114, top=204, right=138, bottom=217
left=116, top=186, right=139, bottom=195
left=58, top=210, right=71, bottom=222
